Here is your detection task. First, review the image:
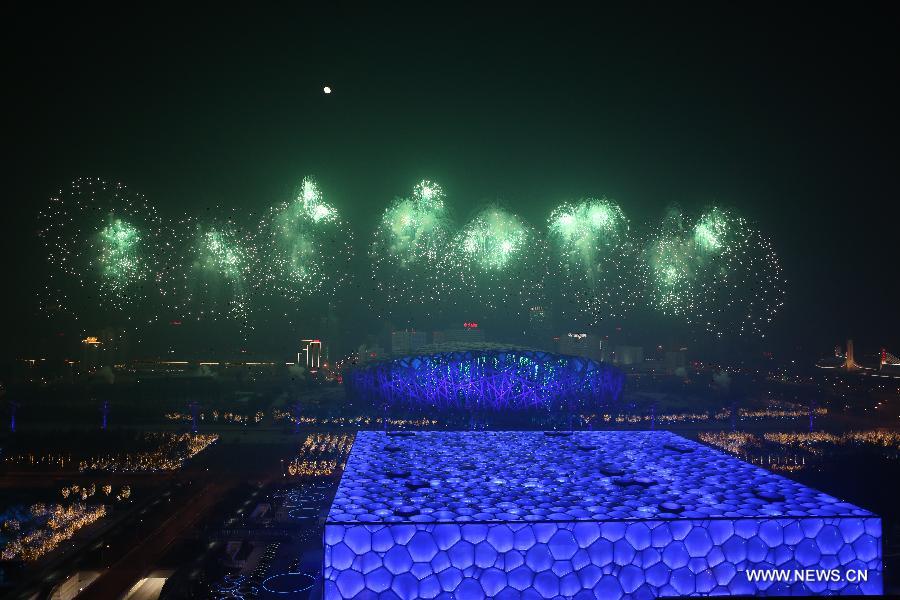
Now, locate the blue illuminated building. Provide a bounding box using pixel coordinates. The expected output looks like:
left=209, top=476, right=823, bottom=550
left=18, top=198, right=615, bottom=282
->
left=347, top=348, right=625, bottom=411
left=324, top=431, right=882, bottom=598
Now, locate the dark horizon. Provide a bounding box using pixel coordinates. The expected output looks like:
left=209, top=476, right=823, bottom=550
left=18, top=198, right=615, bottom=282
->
left=6, top=5, right=899, bottom=362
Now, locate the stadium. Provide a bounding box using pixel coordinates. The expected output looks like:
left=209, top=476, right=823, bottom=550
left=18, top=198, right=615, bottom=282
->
left=345, top=343, right=625, bottom=412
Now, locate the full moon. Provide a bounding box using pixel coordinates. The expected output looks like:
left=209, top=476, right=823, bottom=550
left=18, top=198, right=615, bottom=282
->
left=323, top=86, right=332, bottom=94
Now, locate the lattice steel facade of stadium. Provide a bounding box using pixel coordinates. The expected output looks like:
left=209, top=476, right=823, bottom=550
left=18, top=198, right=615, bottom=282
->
left=347, top=348, right=625, bottom=411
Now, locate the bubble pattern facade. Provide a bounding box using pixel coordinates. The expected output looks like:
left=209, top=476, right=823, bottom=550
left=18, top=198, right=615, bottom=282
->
left=324, top=432, right=882, bottom=597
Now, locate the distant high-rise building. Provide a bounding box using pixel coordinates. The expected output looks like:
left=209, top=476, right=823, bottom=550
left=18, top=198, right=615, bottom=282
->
left=664, top=350, right=688, bottom=373
left=80, top=335, right=102, bottom=372
left=442, top=323, right=485, bottom=345
left=79, top=327, right=128, bottom=372
left=299, top=339, right=323, bottom=369
left=391, top=329, right=428, bottom=356
left=614, top=345, right=644, bottom=366
left=558, top=332, right=603, bottom=362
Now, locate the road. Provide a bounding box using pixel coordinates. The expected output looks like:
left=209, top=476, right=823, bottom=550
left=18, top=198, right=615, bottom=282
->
left=77, top=440, right=291, bottom=599
left=122, top=573, right=170, bottom=600
left=78, top=479, right=223, bottom=600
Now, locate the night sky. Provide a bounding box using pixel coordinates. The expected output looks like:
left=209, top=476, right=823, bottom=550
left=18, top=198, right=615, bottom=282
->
left=6, top=5, right=899, bottom=361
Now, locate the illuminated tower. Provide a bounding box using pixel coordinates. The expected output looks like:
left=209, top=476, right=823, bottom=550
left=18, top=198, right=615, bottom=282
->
left=843, top=339, right=859, bottom=371
left=299, top=339, right=323, bottom=370
left=391, top=330, right=427, bottom=356
left=81, top=335, right=102, bottom=373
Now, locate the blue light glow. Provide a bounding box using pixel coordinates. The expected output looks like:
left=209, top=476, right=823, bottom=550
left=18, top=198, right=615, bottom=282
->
left=324, top=431, right=883, bottom=597
left=347, top=349, right=624, bottom=410
left=262, top=572, right=316, bottom=595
